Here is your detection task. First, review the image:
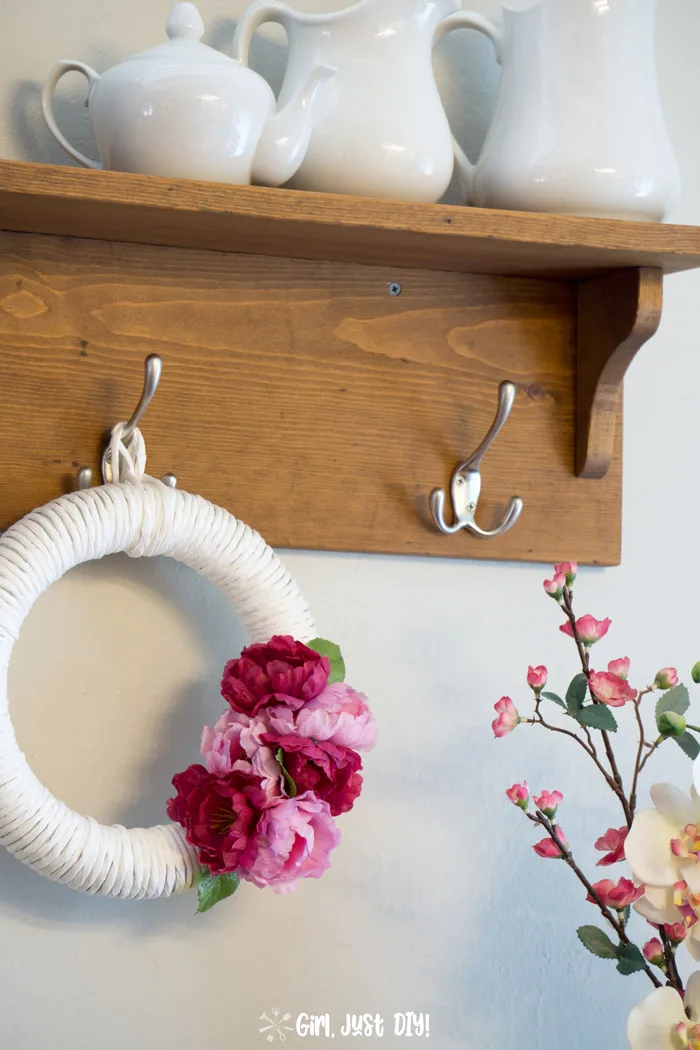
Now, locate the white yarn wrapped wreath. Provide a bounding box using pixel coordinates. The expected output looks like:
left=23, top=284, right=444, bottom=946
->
left=0, top=427, right=314, bottom=900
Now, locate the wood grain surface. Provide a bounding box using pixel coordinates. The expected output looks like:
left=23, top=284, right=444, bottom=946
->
left=0, top=229, right=622, bottom=564
left=1, top=161, right=700, bottom=280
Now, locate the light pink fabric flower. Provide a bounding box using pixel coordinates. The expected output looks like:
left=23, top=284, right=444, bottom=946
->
left=608, top=657, right=630, bottom=680
left=588, top=877, right=645, bottom=909
left=533, top=830, right=567, bottom=858
left=589, top=670, right=637, bottom=707
left=201, top=710, right=281, bottom=800
left=560, top=614, right=612, bottom=646
left=534, top=790, right=563, bottom=818
left=655, top=668, right=679, bottom=691
left=543, top=573, right=566, bottom=602
left=266, top=683, right=377, bottom=752
left=492, top=697, right=519, bottom=738
left=595, top=826, right=628, bottom=866
left=241, top=792, right=341, bottom=894
left=527, top=665, right=547, bottom=694
left=506, top=782, right=529, bottom=809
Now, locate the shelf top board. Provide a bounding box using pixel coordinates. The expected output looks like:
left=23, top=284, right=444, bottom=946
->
left=1, top=160, right=700, bottom=279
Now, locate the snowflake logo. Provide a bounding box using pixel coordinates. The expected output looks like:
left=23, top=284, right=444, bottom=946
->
left=259, top=1007, right=294, bottom=1042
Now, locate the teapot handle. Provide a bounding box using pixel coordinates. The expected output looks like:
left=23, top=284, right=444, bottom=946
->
left=234, top=0, right=301, bottom=65
left=434, top=13, right=502, bottom=203
left=42, top=60, right=102, bottom=170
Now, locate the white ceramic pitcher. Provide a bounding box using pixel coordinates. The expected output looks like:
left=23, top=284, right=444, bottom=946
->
left=454, top=0, right=680, bottom=221
left=233, top=0, right=500, bottom=203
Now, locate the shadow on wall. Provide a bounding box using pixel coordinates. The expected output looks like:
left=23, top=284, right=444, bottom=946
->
left=0, top=553, right=247, bottom=932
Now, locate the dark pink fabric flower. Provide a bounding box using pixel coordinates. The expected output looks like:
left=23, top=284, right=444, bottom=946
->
left=221, top=635, right=330, bottom=717
left=262, top=732, right=363, bottom=817
left=588, top=877, right=645, bottom=909
left=595, top=826, right=628, bottom=866
left=166, top=764, right=266, bottom=875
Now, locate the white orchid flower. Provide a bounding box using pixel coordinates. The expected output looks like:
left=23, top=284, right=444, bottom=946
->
left=628, top=972, right=700, bottom=1048
left=626, top=785, right=700, bottom=895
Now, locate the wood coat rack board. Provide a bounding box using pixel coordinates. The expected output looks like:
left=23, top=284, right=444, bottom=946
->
left=1, top=161, right=700, bottom=565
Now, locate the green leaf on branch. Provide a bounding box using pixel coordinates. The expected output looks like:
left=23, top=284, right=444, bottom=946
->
left=577, top=925, right=618, bottom=960
left=675, top=731, right=700, bottom=760
left=576, top=705, right=618, bottom=733
left=276, top=747, right=298, bottom=798
left=308, top=637, right=345, bottom=684
left=616, top=943, right=647, bottom=975
left=196, top=869, right=240, bottom=914
left=541, top=691, right=566, bottom=709
left=656, top=684, right=690, bottom=719
left=566, top=674, right=588, bottom=716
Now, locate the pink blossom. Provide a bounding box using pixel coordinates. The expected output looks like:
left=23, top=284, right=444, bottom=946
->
left=533, top=829, right=567, bottom=858
left=492, top=697, right=520, bottom=738
left=595, top=827, right=628, bottom=866
left=560, top=614, right=612, bottom=646
left=587, top=877, right=645, bottom=909
left=554, top=562, right=578, bottom=587
left=534, top=790, right=563, bottom=818
left=665, top=921, right=688, bottom=945
left=506, top=782, right=529, bottom=810
left=608, top=657, right=630, bottom=680
left=240, top=791, right=341, bottom=893
left=201, top=710, right=282, bottom=800
left=654, top=667, right=679, bottom=691
left=589, top=670, right=637, bottom=707
left=543, top=573, right=566, bottom=602
left=527, top=665, right=547, bottom=695
left=265, top=682, right=377, bottom=752
left=643, top=938, right=665, bottom=965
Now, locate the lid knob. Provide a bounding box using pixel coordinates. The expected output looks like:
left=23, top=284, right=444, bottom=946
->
left=166, top=2, right=205, bottom=41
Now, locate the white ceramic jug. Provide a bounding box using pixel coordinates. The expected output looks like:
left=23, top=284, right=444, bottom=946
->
left=42, top=2, right=333, bottom=186
left=451, top=0, right=680, bottom=221
left=233, top=0, right=500, bottom=203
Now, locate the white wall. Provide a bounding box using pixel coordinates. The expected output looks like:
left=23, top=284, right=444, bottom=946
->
left=0, top=2, right=699, bottom=1047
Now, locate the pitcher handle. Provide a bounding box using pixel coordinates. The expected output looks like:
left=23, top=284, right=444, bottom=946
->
left=41, top=60, right=102, bottom=169
left=234, top=0, right=300, bottom=65
left=434, top=13, right=502, bottom=203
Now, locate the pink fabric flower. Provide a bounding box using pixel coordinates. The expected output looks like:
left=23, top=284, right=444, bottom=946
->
left=533, top=830, right=568, bottom=858
left=543, top=573, right=566, bottom=602
left=589, top=670, right=637, bottom=707
left=221, top=635, right=330, bottom=717
left=266, top=683, right=377, bottom=752
left=654, top=668, right=679, bottom=691
left=261, top=732, right=363, bottom=817
left=554, top=562, right=578, bottom=587
left=493, top=697, right=519, bottom=738
left=608, top=657, right=630, bottom=680
left=527, top=665, right=547, bottom=695
left=560, top=615, right=612, bottom=646
left=506, top=782, right=529, bottom=810
left=643, top=938, right=665, bottom=964
left=200, top=710, right=282, bottom=800
left=588, top=877, right=645, bottom=909
left=665, top=921, right=688, bottom=945
left=534, top=790, right=563, bottom=818
left=240, top=791, right=340, bottom=893
left=595, top=827, right=628, bottom=866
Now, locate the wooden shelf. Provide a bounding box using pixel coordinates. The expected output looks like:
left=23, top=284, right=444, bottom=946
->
left=0, top=161, right=698, bottom=565
left=1, top=160, right=700, bottom=279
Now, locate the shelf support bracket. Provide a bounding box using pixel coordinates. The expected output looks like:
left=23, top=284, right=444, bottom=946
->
left=576, top=266, right=663, bottom=479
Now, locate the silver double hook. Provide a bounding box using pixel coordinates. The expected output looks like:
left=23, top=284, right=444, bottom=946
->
left=430, top=381, right=524, bottom=538
left=76, top=354, right=177, bottom=489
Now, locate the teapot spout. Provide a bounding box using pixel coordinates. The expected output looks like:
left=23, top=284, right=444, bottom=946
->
left=252, top=64, right=334, bottom=188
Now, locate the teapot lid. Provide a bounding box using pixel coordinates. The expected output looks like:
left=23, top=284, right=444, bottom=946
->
left=121, top=2, right=237, bottom=68
left=166, top=2, right=205, bottom=41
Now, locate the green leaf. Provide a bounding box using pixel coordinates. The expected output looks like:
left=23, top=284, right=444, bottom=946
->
left=196, top=869, right=240, bottom=914
left=541, top=691, right=566, bottom=709
left=566, top=674, right=588, bottom=716
left=275, top=746, right=298, bottom=798
left=576, top=705, right=618, bottom=733
left=622, top=906, right=631, bottom=928
left=676, top=731, right=700, bottom=760
left=656, top=684, right=690, bottom=719
left=616, top=943, right=647, bottom=976
left=308, top=637, right=345, bottom=684
left=576, top=925, right=618, bottom=960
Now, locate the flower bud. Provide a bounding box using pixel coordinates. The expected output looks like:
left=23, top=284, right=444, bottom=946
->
left=643, top=938, right=665, bottom=966
left=692, top=662, right=700, bottom=685
left=527, top=665, right=547, bottom=696
left=665, top=921, right=688, bottom=946
left=534, top=790, right=563, bottom=818
left=554, top=562, right=578, bottom=588
left=543, top=574, right=566, bottom=604
left=506, top=782, right=529, bottom=810
left=654, top=668, right=679, bottom=691
left=658, top=711, right=687, bottom=738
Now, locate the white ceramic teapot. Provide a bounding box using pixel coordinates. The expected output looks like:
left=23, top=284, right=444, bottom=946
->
left=234, top=0, right=499, bottom=204
left=42, top=2, right=333, bottom=186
